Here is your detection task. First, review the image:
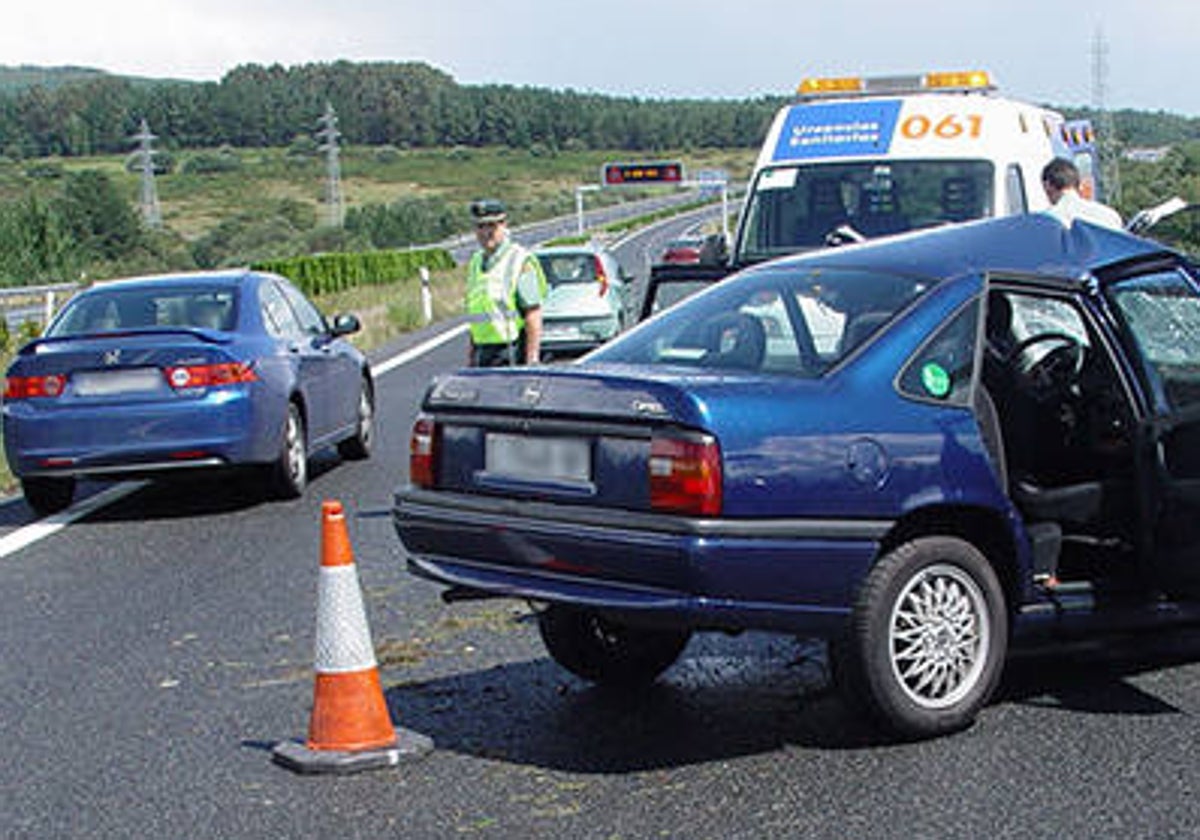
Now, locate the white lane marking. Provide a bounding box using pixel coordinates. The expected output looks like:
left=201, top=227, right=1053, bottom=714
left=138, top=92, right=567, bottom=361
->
left=0, top=324, right=469, bottom=556
left=0, top=481, right=147, bottom=559
left=371, top=323, right=468, bottom=377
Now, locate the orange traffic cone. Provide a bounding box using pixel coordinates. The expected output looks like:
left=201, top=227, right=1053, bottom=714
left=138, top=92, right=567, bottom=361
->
left=273, top=499, right=433, bottom=774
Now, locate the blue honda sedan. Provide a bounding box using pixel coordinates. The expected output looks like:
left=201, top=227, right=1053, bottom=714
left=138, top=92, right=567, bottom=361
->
left=4, top=270, right=374, bottom=515
left=394, top=214, right=1200, bottom=739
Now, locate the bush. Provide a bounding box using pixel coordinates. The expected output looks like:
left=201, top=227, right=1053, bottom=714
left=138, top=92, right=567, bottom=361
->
left=253, top=247, right=455, bottom=297
left=374, top=145, right=401, bottom=164
left=181, top=150, right=242, bottom=175
left=287, top=135, right=319, bottom=158
left=344, top=196, right=461, bottom=249
left=25, top=162, right=64, bottom=179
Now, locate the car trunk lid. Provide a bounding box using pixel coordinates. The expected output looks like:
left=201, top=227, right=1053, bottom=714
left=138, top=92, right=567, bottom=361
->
left=419, top=365, right=729, bottom=511
left=7, top=329, right=243, bottom=403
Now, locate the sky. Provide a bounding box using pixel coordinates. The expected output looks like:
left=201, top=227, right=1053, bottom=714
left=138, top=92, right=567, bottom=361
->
left=4, top=0, right=1198, bottom=116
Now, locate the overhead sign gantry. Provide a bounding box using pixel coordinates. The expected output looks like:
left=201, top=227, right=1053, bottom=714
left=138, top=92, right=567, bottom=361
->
left=576, top=160, right=729, bottom=239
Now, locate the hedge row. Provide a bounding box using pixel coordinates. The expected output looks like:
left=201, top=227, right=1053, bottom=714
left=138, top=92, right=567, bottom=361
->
left=253, top=246, right=455, bottom=297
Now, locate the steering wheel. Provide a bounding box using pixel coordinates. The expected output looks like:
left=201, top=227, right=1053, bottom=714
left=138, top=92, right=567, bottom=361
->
left=1007, top=331, right=1085, bottom=400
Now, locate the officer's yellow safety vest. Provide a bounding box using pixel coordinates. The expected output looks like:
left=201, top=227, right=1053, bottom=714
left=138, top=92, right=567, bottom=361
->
left=465, top=242, right=534, bottom=346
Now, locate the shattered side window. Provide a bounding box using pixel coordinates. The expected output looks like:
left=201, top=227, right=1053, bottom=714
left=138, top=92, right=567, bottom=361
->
left=1107, top=267, right=1200, bottom=410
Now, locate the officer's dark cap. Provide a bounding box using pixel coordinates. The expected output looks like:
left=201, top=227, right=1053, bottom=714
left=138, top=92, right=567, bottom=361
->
left=470, top=199, right=507, bottom=224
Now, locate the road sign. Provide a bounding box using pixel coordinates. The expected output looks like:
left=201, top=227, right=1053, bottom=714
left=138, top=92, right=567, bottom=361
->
left=602, top=161, right=685, bottom=186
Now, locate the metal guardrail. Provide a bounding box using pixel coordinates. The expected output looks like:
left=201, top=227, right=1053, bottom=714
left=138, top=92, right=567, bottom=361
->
left=0, top=282, right=80, bottom=330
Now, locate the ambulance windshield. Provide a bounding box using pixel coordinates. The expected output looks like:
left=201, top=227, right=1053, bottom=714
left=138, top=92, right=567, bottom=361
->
left=738, top=160, right=995, bottom=262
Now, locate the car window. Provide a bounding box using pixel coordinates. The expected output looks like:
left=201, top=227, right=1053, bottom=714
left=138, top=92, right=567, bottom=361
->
left=278, top=280, right=328, bottom=337
left=739, top=160, right=995, bottom=261
left=259, top=280, right=304, bottom=340
left=537, top=254, right=597, bottom=286
left=898, top=299, right=979, bottom=405
left=1007, top=293, right=1090, bottom=348
left=49, top=285, right=239, bottom=336
left=645, top=279, right=712, bottom=318
left=596, top=265, right=936, bottom=376
left=1107, top=267, right=1200, bottom=410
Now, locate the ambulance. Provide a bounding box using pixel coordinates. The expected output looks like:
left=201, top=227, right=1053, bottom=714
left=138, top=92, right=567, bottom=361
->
left=641, top=70, right=1104, bottom=320
left=733, top=70, right=1101, bottom=263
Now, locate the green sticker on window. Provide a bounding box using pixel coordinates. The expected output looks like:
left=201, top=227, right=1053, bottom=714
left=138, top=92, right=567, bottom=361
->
left=921, top=362, right=951, bottom=398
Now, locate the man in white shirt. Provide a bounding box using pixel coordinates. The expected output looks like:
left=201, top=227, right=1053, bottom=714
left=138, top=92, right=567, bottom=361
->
left=1042, top=157, right=1124, bottom=230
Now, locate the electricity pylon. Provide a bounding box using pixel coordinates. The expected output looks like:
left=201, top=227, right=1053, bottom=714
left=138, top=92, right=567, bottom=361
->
left=1092, top=27, right=1121, bottom=205
left=130, top=118, right=162, bottom=229
left=315, top=103, right=344, bottom=228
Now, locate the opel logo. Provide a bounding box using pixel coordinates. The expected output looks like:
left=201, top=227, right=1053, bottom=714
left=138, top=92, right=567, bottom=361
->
left=520, top=383, right=543, bottom=405
left=103, top=349, right=121, bottom=366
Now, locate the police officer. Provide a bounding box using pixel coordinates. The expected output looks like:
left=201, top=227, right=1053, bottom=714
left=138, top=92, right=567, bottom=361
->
left=464, top=199, right=545, bottom=366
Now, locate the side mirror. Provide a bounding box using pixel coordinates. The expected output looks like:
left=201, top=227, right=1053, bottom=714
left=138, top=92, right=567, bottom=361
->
left=330, top=313, right=361, bottom=337
left=698, top=233, right=729, bottom=266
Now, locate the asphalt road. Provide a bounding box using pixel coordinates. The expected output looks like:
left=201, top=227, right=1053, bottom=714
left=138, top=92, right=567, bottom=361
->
left=1, top=215, right=1198, bottom=839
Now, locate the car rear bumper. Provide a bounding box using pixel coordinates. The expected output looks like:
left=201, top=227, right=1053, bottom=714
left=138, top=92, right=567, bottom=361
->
left=2, top=388, right=276, bottom=478
left=395, top=487, right=888, bottom=636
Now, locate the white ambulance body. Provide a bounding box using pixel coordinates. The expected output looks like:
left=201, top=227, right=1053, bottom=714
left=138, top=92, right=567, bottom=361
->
left=734, top=71, right=1100, bottom=264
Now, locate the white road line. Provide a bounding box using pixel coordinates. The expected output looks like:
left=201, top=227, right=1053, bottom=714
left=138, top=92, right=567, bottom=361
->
left=0, top=324, right=468, bottom=557
left=0, top=481, right=147, bottom=559
left=371, top=323, right=468, bottom=377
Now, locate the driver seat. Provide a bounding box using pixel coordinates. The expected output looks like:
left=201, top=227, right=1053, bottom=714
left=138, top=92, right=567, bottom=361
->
left=977, top=379, right=1106, bottom=583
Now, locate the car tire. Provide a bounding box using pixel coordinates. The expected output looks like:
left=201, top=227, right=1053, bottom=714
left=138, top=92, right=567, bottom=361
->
left=337, top=378, right=374, bottom=461
left=537, top=604, right=690, bottom=687
left=833, top=536, right=1007, bottom=740
left=270, top=402, right=307, bottom=499
left=22, top=476, right=76, bottom=517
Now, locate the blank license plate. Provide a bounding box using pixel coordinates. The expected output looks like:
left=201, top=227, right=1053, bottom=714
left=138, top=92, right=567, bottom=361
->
left=73, top=368, right=163, bottom=396
left=485, top=433, right=591, bottom=482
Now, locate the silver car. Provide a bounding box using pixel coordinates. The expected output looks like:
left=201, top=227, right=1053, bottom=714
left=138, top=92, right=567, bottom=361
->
left=534, top=245, right=630, bottom=360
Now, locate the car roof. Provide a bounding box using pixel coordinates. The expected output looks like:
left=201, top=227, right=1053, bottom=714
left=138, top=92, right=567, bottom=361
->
left=759, top=214, right=1173, bottom=285
left=535, top=244, right=610, bottom=257
left=86, top=269, right=258, bottom=292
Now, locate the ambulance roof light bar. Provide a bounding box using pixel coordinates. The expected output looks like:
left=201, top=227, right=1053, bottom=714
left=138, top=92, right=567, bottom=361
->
left=796, top=70, right=995, bottom=100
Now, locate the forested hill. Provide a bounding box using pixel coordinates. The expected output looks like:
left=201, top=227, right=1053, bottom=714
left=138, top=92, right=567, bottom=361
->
left=0, top=65, right=109, bottom=93
left=0, top=61, right=783, bottom=157
left=1, top=61, right=1198, bottom=159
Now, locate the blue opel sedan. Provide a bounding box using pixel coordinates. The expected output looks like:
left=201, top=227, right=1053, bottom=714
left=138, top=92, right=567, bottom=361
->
left=394, top=215, right=1200, bottom=739
left=4, top=270, right=374, bottom=515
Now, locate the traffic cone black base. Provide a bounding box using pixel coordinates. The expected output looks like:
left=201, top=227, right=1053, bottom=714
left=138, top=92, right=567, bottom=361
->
left=272, top=727, right=434, bottom=776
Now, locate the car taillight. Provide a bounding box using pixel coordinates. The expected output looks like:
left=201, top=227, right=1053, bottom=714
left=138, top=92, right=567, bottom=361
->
left=4, top=374, right=66, bottom=400
left=410, top=415, right=440, bottom=488
left=593, top=256, right=610, bottom=297
left=649, top=432, right=722, bottom=516
left=165, top=362, right=257, bottom=389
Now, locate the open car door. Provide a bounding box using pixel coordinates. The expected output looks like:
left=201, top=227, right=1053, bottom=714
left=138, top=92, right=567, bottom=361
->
left=1127, top=196, right=1200, bottom=261
left=1105, top=261, right=1200, bottom=594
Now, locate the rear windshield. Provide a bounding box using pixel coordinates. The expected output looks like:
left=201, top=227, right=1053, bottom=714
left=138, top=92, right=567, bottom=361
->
left=537, top=253, right=598, bottom=286
left=739, top=159, right=995, bottom=261
left=592, top=264, right=937, bottom=376
left=49, top=285, right=239, bottom=336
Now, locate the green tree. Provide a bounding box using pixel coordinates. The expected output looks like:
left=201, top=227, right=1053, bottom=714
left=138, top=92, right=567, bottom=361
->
left=0, top=194, right=78, bottom=284
left=55, top=169, right=142, bottom=260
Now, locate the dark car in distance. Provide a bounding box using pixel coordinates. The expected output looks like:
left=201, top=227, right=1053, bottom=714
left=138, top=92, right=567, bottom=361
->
left=4, top=270, right=374, bottom=515
left=395, top=215, right=1200, bottom=739
left=658, top=235, right=706, bottom=265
